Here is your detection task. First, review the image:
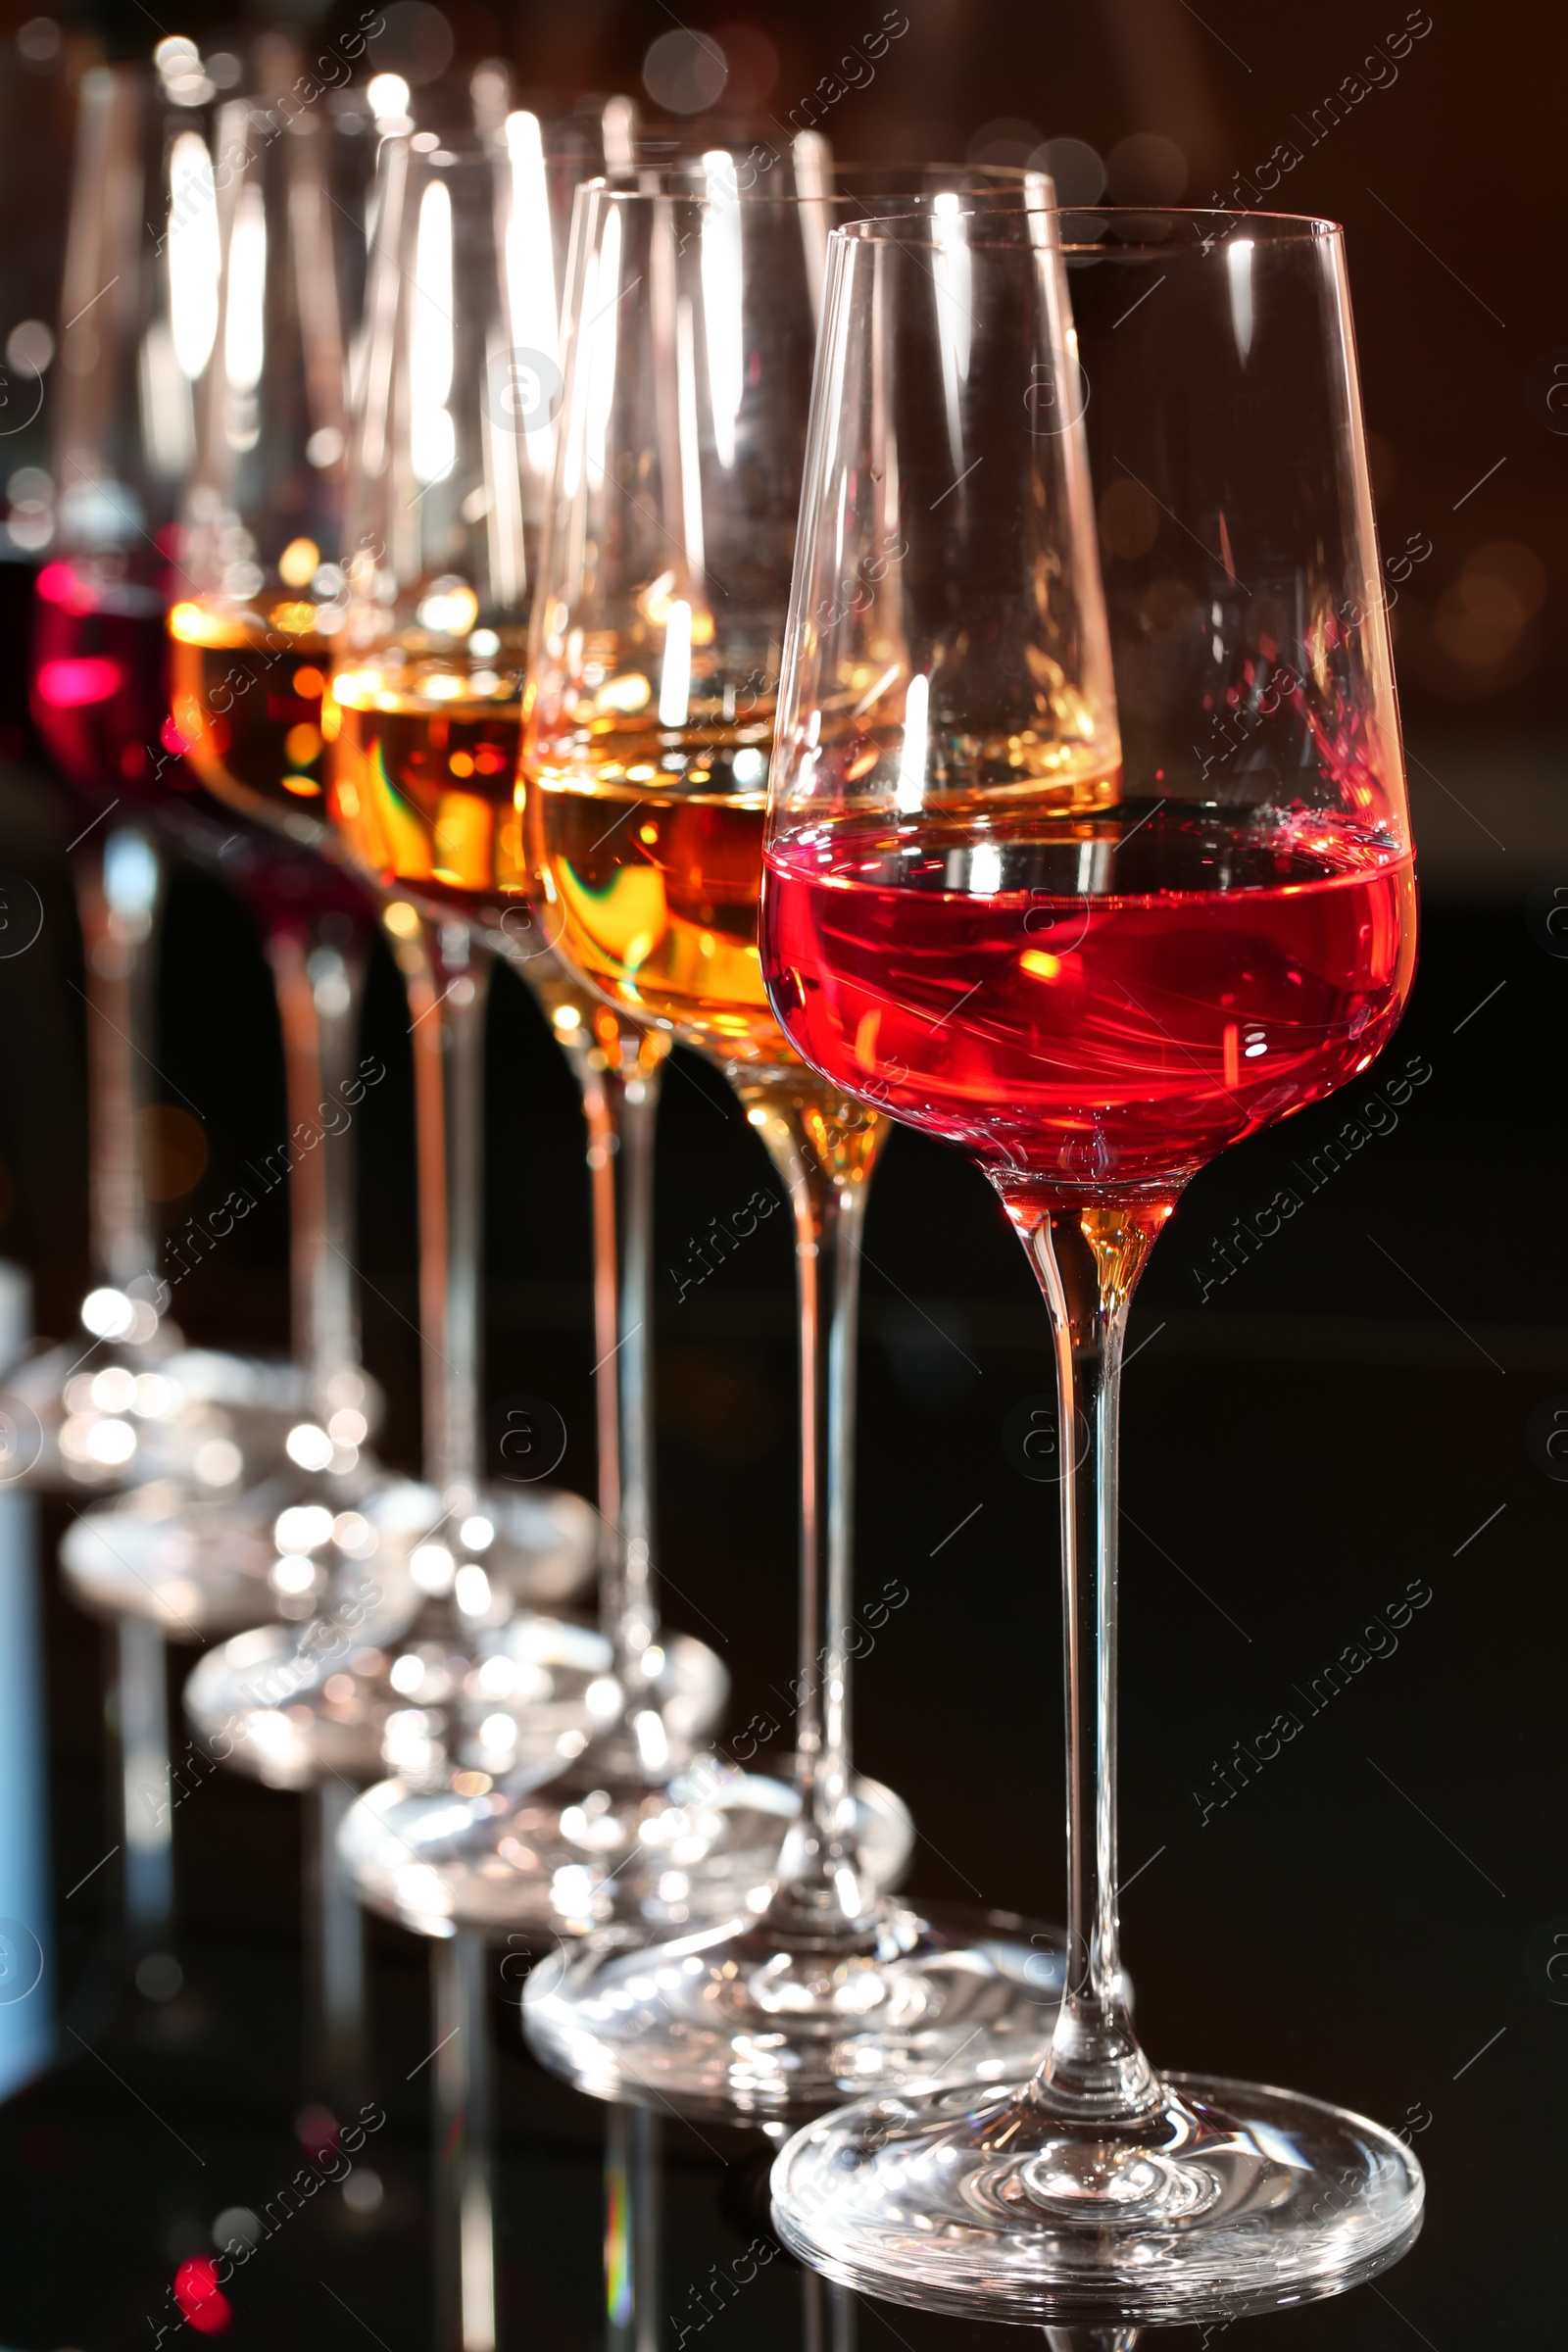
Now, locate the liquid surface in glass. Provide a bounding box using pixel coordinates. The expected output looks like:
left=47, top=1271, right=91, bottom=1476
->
left=327, top=655, right=526, bottom=914
left=168, top=601, right=338, bottom=839
left=524, top=712, right=786, bottom=1062
left=761, top=794, right=1416, bottom=1202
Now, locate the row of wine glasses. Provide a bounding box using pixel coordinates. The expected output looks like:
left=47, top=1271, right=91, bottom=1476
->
left=19, top=35, right=1425, bottom=2339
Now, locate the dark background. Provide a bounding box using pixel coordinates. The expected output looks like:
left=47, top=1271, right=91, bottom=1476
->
left=0, top=0, right=1559, bottom=2346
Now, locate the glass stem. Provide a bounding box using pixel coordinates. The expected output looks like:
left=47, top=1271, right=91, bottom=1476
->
left=266, top=921, right=368, bottom=1410
left=116, top=1614, right=172, bottom=1936
left=74, top=826, right=163, bottom=1294
left=305, top=1777, right=366, bottom=2105
left=803, top=2274, right=858, bottom=2352
left=431, top=1926, right=496, bottom=2352
left=404, top=917, right=491, bottom=1510
left=580, top=1045, right=662, bottom=1687
left=604, top=2102, right=659, bottom=2352
left=1010, top=1200, right=1167, bottom=2121
left=1045, top=2332, right=1141, bottom=2352
left=737, top=1080, right=884, bottom=1937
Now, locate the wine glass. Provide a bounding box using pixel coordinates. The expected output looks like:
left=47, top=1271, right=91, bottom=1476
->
left=518, top=168, right=1072, bottom=2121
left=312, top=112, right=757, bottom=2351
left=63, top=85, right=425, bottom=1625
left=332, top=153, right=1028, bottom=1956
left=17, top=56, right=314, bottom=1494
left=176, top=91, right=605, bottom=1767
left=159, top=92, right=617, bottom=2108
left=22, top=52, right=327, bottom=1948
left=760, top=207, right=1423, bottom=2321
left=325, top=124, right=807, bottom=1928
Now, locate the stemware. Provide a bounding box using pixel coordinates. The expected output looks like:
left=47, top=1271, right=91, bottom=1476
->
left=331, top=158, right=1020, bottom=1955
left=519, top=169, right=1068, bottom=2121
left=325, top=124, right=796, bottom=1919
left=17, top=57, right=313, bottom=1494
left=312, top=113, right=747, bottom=2352
left=24, top=54, right=318, bottom=1941
left=172, top=96, right=601, bottom=1832
left=762, top=208, right=1422, bottom=2322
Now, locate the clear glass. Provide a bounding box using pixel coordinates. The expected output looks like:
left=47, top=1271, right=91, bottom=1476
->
left=761, top=209, right=1423, bottom=2321
left=63, top=94, right=428, bottom=1685
left=183, top=118, right=612, bottom=1823
left=16, top=63, right=309, bottom=1505
left=27, top=59, right=306, bottom=1955
left=318, top=105, right=732, bottom=2352
left=519, top=170, right=1076, bottom=2119
left=330, top=133, right=861, bottom=1961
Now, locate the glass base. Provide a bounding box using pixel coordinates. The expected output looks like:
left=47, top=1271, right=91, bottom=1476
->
left=339, top=1758, right=912, bottom=1939
left=769, top=2071, right=1424, bottom=2325
left=185, top=1608, right=717, bottom=1793
left=63, top=1463, right=429, bottom=1638
left=523, top=1899, right=1066, bottom=2121
left=15, top=1334, right=310, bottom=1496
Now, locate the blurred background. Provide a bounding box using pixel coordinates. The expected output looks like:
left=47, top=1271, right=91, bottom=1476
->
left=0, top=1, right=1558, bottom=2347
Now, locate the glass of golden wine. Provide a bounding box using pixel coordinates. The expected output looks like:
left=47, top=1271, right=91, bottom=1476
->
left=520, top=167, right=1071, bottom=2123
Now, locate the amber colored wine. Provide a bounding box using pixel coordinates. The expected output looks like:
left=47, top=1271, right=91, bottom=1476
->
left=167, top=600, right=342, bottom=842
left=523, top=715, right=788, bottom=1062
left=327, top=657, right=527, bottom=915
left=762, top=796, right=1416, bottom=1205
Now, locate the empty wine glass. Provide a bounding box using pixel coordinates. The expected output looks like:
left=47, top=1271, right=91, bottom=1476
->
left=762, top=207, right=1422, bottom=2323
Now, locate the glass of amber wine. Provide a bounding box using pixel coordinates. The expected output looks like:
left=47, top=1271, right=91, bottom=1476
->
left=763, top=209, right=1423, bottom=2320
left=519, top=172, right=1071, bottom=2121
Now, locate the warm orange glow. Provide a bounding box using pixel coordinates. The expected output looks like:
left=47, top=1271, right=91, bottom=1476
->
left=269, top=600, right=318, bottom=635
left=169, top=600, right=236, bottom=648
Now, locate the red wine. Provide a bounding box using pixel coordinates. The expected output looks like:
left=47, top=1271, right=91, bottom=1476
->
left=31, top=560, right=171, bottom=802
left=761, top=799, right=1416, bottom=1205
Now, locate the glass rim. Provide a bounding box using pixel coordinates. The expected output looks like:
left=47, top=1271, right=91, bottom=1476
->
left=831, top=203, right=1344, bottom=249
left=577, top=162, right=1056, bottom=209
left=366, top=123, right=531, bottom=174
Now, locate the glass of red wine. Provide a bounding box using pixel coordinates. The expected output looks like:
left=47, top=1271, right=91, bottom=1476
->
left=22, top=59, right=315, bottom=1498
left=761, top=209, right=1422, bottom=2323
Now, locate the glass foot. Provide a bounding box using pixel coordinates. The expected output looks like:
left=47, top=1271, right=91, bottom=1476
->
left=769, top=2072, right=1424, bottom=2325
left=338, top=1758, right=911, bottom=1939
left=184, top=1600, right=661, bottom=1791
left=523, top=1899, right=1066, bottom=2121
left=63, top=1461, right=430, bottom=1638
left=14, top=1331, right=310, bottom=1495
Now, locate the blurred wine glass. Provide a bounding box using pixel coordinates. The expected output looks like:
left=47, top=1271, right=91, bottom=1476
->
left=16, top=54, right=323, bottom=1960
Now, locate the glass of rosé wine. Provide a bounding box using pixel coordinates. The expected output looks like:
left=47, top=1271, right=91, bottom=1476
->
left=760, top=209, right=1423, bottom=2325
